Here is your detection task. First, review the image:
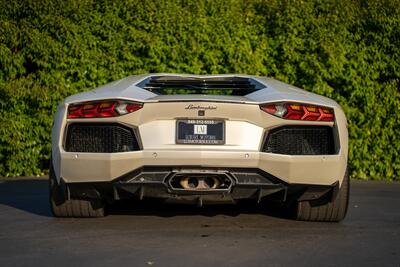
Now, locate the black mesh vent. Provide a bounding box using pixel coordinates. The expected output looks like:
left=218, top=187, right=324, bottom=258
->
left=65, top=123, right=140, bottom=153
left=136, top=76, right=265, bottom=95
left=263, top=126, right=335, bottom=155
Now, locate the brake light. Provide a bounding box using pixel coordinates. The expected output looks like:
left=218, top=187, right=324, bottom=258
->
left=260, top=103, right=334, bottom=121
left=68, top=100, right=143, bottom=119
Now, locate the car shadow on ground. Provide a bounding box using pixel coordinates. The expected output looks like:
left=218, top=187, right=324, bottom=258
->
left=0, top=179, right=52, bottom=217
left=0, top=179, right=292, bottom=220
left=107, top=198, right=292, bottom=219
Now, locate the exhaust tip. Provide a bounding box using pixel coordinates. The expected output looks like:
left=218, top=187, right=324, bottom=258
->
left=203, top=177, right=219, bottom=189
left=180, top=177, right=199, bottom=189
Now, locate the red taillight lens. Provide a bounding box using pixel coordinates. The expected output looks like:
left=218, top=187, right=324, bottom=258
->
left=97, top=102, right=117, bottom=117
left=126, top=103, right=143, bottom=113
left=68, top=105, right=83, bottom=118
left=67, top=100, right=142, bottom=119
left=260, top=102, right=334, bottom=121
left=285, top=104, right=303, bottom=120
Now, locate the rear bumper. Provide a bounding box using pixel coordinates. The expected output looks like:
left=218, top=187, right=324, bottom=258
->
left=57, top=149, right=347, bottom=186
left=63, top=166, right=339, bottom=205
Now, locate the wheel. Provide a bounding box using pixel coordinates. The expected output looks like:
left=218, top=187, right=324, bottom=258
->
left=295, top=169, right=349, bottom=222
left=49, top=162, right=104, bottom=218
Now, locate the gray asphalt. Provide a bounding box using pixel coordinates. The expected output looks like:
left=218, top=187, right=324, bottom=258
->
left=0, top=178, right=399, bottom=267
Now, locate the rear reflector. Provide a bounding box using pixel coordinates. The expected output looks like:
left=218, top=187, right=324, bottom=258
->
left=260, top=102, right=334, bottom=121
left=68, top=100, right=142, bottom=119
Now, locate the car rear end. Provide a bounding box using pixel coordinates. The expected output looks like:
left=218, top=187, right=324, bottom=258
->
left=50, top=75, right=349, bottom=221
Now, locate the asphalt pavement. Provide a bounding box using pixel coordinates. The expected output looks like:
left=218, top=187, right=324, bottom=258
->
left=0, top=178, right=399, bottom=267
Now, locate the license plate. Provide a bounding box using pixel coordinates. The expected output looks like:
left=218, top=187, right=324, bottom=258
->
left=176, top=119, right=225, bottom=145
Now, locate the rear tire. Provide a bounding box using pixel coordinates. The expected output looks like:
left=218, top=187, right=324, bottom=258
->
left=49, top=162, right=104, bottom=218
left=296, top=169, right=349, bottom=222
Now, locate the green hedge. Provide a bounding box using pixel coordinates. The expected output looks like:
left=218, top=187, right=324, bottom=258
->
left=0, top=0, right=399, bottom=179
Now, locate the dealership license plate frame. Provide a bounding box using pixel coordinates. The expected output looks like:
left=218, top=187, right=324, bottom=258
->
left=176, top=119, right=225, bottom=145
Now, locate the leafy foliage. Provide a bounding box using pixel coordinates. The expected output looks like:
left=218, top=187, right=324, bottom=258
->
left=0, top=0, right=399, bottom=179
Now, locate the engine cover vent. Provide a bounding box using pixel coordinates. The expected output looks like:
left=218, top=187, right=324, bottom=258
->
left=136, top=75, right=265, bottom=96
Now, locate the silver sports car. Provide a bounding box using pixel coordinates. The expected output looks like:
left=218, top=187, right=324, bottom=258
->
left=50, top=74, right=349, bottom=221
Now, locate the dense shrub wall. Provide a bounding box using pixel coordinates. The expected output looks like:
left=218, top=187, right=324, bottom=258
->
left=0, top=0, right=399, bottom=179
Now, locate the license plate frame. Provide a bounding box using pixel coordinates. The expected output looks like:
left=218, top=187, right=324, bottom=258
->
left=176, top=119, right=225, bottom=145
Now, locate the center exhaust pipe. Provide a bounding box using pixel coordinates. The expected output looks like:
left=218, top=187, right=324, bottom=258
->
left=169, top=172, right=233, bottom=191
left=179, top=176, right=221, bottom=190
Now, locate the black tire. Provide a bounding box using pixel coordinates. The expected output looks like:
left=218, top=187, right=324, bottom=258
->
left=49, top=162, right=104, bottom=218
left=296, top=169, right=349, bottom=222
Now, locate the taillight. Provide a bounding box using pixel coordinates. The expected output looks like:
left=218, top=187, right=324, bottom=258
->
left=68, top=100, right=143, bottom=119
left=260, top=103, right=334, bottom=121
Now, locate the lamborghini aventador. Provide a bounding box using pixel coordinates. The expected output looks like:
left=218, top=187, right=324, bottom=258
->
left=50, top=74, right=349, bottom=221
